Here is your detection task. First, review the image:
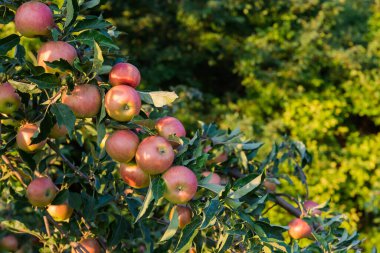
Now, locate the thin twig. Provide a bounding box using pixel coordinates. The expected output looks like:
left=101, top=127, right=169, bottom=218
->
left=1, top=154, right=28, bottom=188
left=43, top=216, right=51, bottom=237
left=46, top=212, right=68, bottom=237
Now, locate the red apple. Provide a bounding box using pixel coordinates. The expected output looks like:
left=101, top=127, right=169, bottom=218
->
left=169, top=205, right=192, bottom=229
left=104, top=85, right=141, bottom=122
left=71, top=238, right=101, bottom=253
left=119, top=163, right=150, bottom=189
left=0, top=82, right=21, bottom=115
left=263, top=179, right=276, bottom=192
left=0, top=235, right=18, bottom=252
left=47, top=201, right=73, bottom=222
left=304, top=200, right=322, bottom=216
left=37, top=41, right=77, bottom=73
left=135, top=136, right=174, bottom=175
left=15, top=1, right=54, bottom=38
left=49, top=123, right=68, bottom=139
left=288, top=218, right=312, bottom=239
left=162, top=166, right=198, bottom=204
left=155, top=116, right=186, bottom=145
left=62, top=84, right=101, bottom=118
left=26, top=177, right=58, bottom=207
left=16, top=123, right=46, bottom=153
left=109, top=62, right=141, bottom=88
left=201, top=171, right=221, bottom=185
left=105, top=130, right=139, bottom=163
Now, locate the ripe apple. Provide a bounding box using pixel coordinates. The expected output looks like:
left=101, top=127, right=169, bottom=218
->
left=47, top=201, right=73, bottom=222
left=155, top=116, right=186, bottom=146
left=26, top=177, right=58, bottom=207
left=16, top=123, right=47, bottom=153
left=49, top=123, right=68, bottom=139
left=162, top=166, right=198, bottom=204
left=0, top=82, right=21, bottom=115
left=288, top=218, right=312, bottom=239
left=104, top=85, right=141, bottom=122
left=62, top=84, right=101, bottom=118
left=169, top=205, right=192, bottom=229
left=304, top=200, right=322, bottom=216
left=15, top=1, right=54, bottom=38
left=135, top=136, right=174, bottom=175
left=189, top=248, right=197, bottom=253
left=263, top=179, right=276, bottom=192
left=71, top=238, right=101, bottom=253
left=119, top=163, right=150, bottom=189
left=0, top=235, right=18, bottom=252
left=105, top=130, right=139, bottom=163
left=201, top=171, right=221, bottom=185
left=109, top=62, right=141, bottom=88
left=37, top=41, right=77, bottom=73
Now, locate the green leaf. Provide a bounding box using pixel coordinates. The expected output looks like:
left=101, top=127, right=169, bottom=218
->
left=76, top=30, right=119, bottom=50
left=159, top=209, right=178, bottom=242
left=91, top=40, right=104, bottom=74
left=0, top=220, right=43, bottom=240
left=175, top=216, right=201, bottom=253
left=228, top=172, right=263, bottom=199
left=73, top=17, right=112, bottom=32
left=199, top=182, right=225, bottom=194
left=217, top=233, right=233, bottom=253
left=152, top=177, right=165, bottom=203
left=0, top=6, right=15, bottom=24
left=201, top=198, right=220, bottom=229
left=64, top=0, right=79, bottom=28
left=135, top=177, right=155, bottom=223
left=138, top=91, right=178, bottom=107
left=69, top=192, right=82, bottom=210
left=0, top=34, right=20, bottom=54
left=109, top=215, right=131, bottom=246
left=51, top=189, right=69, bottom=205
left=51, top=103, right=76, bottom=138
left=31, top=113, right=54, bottom=144
left=26, top=74, right=61, bottom=89
left=45, top=59, right=74, bottom=72
left=81, top=0, right=100, bottom=9
left=7, top=80, right=41, bottom=94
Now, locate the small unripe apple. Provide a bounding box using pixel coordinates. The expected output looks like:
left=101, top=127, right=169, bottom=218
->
left=49, top=123, right=68, bottom=139
left=119, top=163, right=150, bottom=189
left=47, top=201, right=73, bottom=222
left=0, top=235, right=18, bottom=252
left=304, top=200, right=322, bottom=216
left=155, top=116, right=186, bottom=143
left=105, top=130, right=139, bottom=163
left=263, top=179, right=276, bottom=192
left=189, top=247, right=197, bottom=253
left=0, top=82, right=21, bottom=115
left=37, top=41, right=77, bottom=73
left=288, top=218, right=312, bottom=239
left=169, top=205, right=192, bottom=229
left=162, top=166, right=198, bottom=204
left=71, top=238, right=101, bottom=253
left=104, top=85, right=141, bottom=122
left=26, top=177, right=58, bottom=207
left=204, top=146, right=228, bottom=164
left=15, top=1, right=54, bottom=38
left=201, top=171, right=221, bottom=185
left=135, top=136, right=174, bottom=175
left=16, top=123, right=47, bottom=153
left=62, top=84, right=101, bottom=118
left=109, top=62, right=141, bottom=88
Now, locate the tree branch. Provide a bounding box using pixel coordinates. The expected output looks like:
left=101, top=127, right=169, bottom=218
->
left=1, top=154, right=28, bottom=188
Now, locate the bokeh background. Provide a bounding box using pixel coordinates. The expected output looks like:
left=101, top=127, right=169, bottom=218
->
left=2, top=0, right=379, bottom=250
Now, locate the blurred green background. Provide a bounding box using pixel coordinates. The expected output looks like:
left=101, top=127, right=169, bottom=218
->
left=2, top=0, right=380, bottom=250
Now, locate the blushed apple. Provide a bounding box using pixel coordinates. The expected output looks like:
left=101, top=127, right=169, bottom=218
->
left=109, top=62, right=141, bottom=88
left=105, top=130, right=139, bottom=163
left=0, top=82, right=21, bottom=115
left=62, top=84, right=101, bottom=118
left=16, top=123, right=46, bottom=153
left=26, top=177, right=58, bottom=207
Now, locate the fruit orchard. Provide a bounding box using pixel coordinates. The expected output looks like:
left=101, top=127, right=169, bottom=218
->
left=0, top=1, right=365, bottom=252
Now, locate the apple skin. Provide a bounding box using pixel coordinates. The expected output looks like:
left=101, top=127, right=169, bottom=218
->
left=155, top=116, right=186, bottom=146
left=105, top=130, right=139, bottom=163
left=189, top=248, right=197, bottom=253
left=37, top=41, right=77, bottom=73
left=62, top=84, right=101, bottom=118
left=71, top=238, right=101, bottom=253
left=0, top=235, right=18, bottom=252
left=109, top=62, right=141, bottom=88
left=201, top=171, right=221, bottom=185
left=162, top=166, right=198, bottom=204
left=47, top=201, right=73, bottom=222
left=26, top=177, right=58, bottom=207
left=104, top=85, right=141, bottom=122
left=16, top=123, right=47, bottom=153
left=119, top=163, right=150, bottom=189
left=263, top=179, right=276, bottom=192
left=169, top=205, right=192, bottom=229
left=304, top=200, right=322, bottom=216
left=15, top=1, right=54, bottom=38
left=288, top=218, right=312, bottom=239
left=135, top=136, right=174, bottom=175
left=49, top=123, right=68, bottom=139
left=0, top=82, right=21, bottom=115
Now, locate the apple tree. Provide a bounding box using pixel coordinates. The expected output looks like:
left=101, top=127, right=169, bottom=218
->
left=0, top=1, right=363, bottom=252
